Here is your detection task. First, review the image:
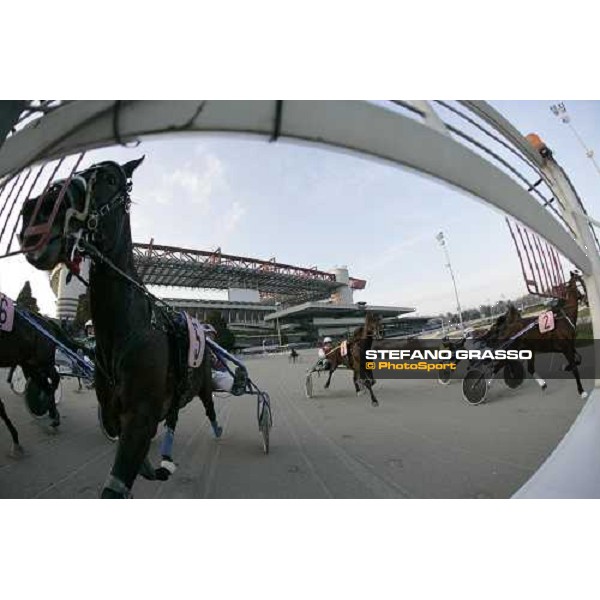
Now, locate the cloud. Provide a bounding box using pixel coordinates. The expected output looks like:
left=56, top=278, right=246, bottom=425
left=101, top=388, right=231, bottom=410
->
left=141, top=149, right=227, bottom=212
left=222, top=201, right=246, bottom=234
left=167, top=153, right=225, bottom=204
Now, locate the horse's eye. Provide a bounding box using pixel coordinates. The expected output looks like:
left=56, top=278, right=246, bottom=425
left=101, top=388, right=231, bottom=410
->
left=107, top=175, right=117, bottom=186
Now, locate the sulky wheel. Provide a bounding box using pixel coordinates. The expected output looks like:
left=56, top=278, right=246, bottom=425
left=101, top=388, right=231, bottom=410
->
left=305, top=373, right=314, bottom=398
left=258, top=392, right=272, bottom=454
left=437, top=366, right=453, bottom=386
left=503, top=360, right=525, bottom=389
left=24, top=378, right=51, bottom=418
left=54, top=379, right=63, bottom=405
left=462, top=368, right=489, bottom=406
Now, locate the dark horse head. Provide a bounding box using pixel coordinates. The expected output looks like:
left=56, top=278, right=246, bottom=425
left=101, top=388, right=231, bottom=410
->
left=19, top=158, right=144, bottom=270
left=567, top=270, right=588, bottom=307
left=360, top=312, right=383, bottom=340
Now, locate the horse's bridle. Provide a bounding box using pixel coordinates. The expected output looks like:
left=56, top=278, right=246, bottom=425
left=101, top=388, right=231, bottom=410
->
left=62, top=162, right=132, bottom=273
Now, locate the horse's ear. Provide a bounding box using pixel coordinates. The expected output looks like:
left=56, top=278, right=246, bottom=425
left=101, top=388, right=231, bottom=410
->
left=122, top=156, right=145, bottom=178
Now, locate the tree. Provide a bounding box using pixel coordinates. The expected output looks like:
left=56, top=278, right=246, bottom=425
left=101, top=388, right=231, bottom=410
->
left=206, top=311, right=236, bottom=352
left=479, top=304, right=492, bottom=318
left=73, top=290, right=91, bottom=332
left=16, top=280, right=40, bottom=313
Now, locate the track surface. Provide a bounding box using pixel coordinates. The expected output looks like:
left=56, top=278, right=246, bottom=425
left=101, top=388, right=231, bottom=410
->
left=0, top=351, right=591, bottom=498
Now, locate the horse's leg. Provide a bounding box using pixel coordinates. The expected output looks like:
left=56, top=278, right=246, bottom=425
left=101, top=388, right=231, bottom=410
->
left=324, top=365, right=336, bottom=389
left=357, top=356, right=378, bottom=406
left=527, top=353, right=547, bottom=390
left=101, top=401, right=159, bottom=498
left=96, top=372, right=119, bottom=439
left=154, top=409, right=179, bottom=481
left=199, top=366, right=221, bottom=438
left=564, top=348, right=587, bottom=398
left=39, top=367, right=61, bottom=428
left=27, top=367, right=61, bottom=428
left=353, top=369, right=362, bottom=394
left=0, top=397, right=23, bottom=457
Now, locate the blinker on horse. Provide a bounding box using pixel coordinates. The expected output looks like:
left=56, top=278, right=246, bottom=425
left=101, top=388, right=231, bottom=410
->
left=19, top=157, right=217, bottom=498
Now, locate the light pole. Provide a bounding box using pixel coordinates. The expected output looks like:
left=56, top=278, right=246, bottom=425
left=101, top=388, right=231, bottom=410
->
left=274, top=302, right=283, bottom=348
left=436, top=231, right=465, bottom=334
left=430, top=317, right=446, bottom=336
left=550, top=102, right=600, bottom=178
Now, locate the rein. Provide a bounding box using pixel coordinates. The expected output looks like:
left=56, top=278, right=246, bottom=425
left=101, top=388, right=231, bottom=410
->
left=16, top=309, right=95, bottom=379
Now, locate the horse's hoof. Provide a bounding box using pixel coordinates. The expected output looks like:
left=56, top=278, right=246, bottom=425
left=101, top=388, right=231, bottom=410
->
left=154, top=467, right=172, bottom=481
left=212, top=424, right=223, bottom=438
left=372, top=400, right=379, bottom=407
left=8, top=443, right=24, bottom=458
left=541, top=383, right=547, bottom=391
left=155, top=459, right=177, bottom=481
left=581, top=391, right=589, bottom=400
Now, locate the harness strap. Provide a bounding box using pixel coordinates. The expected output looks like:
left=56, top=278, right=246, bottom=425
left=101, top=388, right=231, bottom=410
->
left=16, top=309, right=94, bottom=379
left=325, top=343, right=344, bottom=358
left=558, top=307, right=576, bottom=330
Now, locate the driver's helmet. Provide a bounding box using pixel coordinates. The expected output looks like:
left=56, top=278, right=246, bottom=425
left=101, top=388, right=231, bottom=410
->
left=85, top=320, right=93, bottom=328
left=323, top=337, right=332, bottom=344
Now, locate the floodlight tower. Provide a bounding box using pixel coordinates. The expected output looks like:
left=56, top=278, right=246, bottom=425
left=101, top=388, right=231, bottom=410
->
left=550, top=102, right=600, bottom=178
left=436, top=231, right=464, bottom=333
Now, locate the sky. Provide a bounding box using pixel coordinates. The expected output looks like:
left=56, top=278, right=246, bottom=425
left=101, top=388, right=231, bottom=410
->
left=1, top=100, right=599, bottom=318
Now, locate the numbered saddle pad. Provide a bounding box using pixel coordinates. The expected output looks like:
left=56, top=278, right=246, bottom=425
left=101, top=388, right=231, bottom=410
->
left=538, top=310, right=555, bottom=333
left=184, top=312, right=206, bottom=368
left=0, top=293, right=15, bottom=332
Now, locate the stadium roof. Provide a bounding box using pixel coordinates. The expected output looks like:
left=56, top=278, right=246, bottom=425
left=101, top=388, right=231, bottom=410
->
left=264, top=302, right=415, bottom=322
left=132, top=243, right=367, bottom=303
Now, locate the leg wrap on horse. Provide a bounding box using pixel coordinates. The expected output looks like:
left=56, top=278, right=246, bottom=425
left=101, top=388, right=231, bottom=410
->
left=210, top=419, right=223, bottom=438
left=159, top=426, right=175, bottom=458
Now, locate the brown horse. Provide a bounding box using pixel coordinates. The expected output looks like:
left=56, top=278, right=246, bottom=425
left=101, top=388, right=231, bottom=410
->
left=323, top=313, right=382, bottom=406
left=498, top=271, right=589, bottom=398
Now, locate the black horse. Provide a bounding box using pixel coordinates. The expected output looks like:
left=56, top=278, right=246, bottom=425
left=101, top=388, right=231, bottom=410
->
left=20, top=157, right=217, bottom=498
left=0, top=305, right=64, bottom=455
